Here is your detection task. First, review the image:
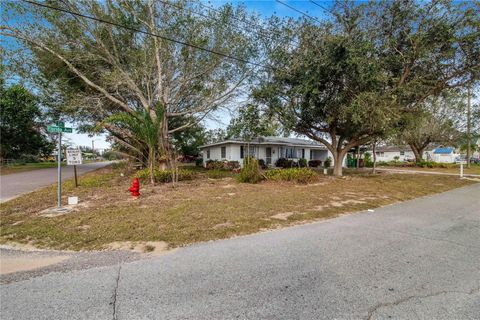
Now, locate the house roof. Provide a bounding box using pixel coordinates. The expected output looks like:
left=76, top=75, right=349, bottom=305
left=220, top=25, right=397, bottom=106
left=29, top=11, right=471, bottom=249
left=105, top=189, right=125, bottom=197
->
left=372, top=145, right=436, bottom=153
left=433, top=147, right=454, bottom=154
left=200, top=136, right=328, bottom=149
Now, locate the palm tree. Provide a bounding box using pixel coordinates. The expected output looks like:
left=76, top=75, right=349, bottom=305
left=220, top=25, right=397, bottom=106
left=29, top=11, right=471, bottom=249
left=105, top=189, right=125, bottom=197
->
left=101, top=110, right=163, bottom=185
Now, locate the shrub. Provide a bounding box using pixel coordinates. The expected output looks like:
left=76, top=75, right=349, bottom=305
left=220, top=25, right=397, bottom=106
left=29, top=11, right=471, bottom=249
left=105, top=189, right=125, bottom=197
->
left=225, top=161, right=240, bottom=170
left=275, top=157, right=297, bottom=168
left=237, top=157, right=263, bottom=183
left=324, top=157, right=332, bottom=168
left=298, top=158, right=308, bottom=167
left=308, top=160, right=322, bottom=167
left=207, top=169, right=231, bottom=179
left=258, top=159, right=268, bottom=169
left=205, top=160, right=224, bottom=170
left=136, top=168, right=195, bottom=183
left=195, top=158, right=203, bottom=167
left=364, top=152, right=373, bottom=167
left=416, top=161, right=436, bottom=168
left=393, top=155, right=400, bottom=162
left=265, top=168, right=318, bottom=184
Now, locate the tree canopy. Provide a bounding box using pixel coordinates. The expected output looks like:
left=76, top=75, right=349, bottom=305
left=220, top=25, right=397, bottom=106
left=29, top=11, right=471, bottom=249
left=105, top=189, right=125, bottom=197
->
left=2, top=0, right=258, bottom=169
left=0, top=81, right=54, bottom=160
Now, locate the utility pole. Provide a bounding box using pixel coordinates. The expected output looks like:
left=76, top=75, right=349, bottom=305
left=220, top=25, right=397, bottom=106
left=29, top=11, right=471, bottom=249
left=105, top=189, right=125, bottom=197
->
left=467, top=85, right=471, bottom=168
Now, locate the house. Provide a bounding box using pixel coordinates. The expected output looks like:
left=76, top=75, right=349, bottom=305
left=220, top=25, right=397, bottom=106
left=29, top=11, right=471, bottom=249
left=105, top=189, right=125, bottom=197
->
left=432, top=147, right=459, bottom=163
left=199, top=136, right=333, bottom=167
left=368, top=146, right=434, bottom=162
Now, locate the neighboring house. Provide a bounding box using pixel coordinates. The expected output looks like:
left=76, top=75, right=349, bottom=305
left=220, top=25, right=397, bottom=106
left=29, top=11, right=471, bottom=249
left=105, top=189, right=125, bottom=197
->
left=432, top=147, right=459, bottom=163
left=200, top=136, right=333, bottom=167
left=368, top=146, right=434, bottom=162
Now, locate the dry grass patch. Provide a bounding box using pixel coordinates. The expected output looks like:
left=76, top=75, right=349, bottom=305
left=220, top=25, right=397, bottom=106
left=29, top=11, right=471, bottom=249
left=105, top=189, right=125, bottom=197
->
left=0, top=165, right=475, bottom=251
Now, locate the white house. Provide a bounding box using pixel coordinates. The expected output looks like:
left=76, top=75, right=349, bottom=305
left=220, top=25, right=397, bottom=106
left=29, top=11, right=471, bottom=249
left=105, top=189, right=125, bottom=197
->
left=200, top=136, right=333, bottom=167
left=368, top=146, right=434, bottom=162
left=432, top=147, right=459, bottom=163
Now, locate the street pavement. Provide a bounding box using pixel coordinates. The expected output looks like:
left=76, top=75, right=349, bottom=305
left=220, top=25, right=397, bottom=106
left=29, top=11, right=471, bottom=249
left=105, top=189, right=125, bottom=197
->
left=1, top=183, right=479, bottom=319
left=0, top=161, right=113, bottom=202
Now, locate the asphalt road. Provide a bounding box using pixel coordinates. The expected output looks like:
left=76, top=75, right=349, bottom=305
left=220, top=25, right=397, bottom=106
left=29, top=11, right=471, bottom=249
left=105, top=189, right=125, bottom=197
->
left=0, top=162, right=113, bottom=202
left=1, top=183, right=479, bottom=319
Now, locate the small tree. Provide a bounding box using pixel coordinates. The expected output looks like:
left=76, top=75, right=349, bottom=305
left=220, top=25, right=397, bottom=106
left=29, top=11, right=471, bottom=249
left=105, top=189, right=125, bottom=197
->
left=101, top=110, right=162, bottom=185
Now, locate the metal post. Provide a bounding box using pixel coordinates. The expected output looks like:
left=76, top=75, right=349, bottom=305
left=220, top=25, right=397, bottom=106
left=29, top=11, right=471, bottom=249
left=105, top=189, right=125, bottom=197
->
left=57, top=132, right=62, bottom=208
left=460, top=162, right=464, bottom=178
left=74, top=164, right=78, bottom=187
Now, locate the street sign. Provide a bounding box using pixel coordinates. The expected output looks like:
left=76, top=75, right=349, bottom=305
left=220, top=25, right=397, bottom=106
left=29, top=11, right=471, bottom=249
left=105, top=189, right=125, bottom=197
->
left=66, top=149, right=83, bottom=165
left=48, top=125, right=72, bottom=133
left=56, top=121, right=65, bottom=127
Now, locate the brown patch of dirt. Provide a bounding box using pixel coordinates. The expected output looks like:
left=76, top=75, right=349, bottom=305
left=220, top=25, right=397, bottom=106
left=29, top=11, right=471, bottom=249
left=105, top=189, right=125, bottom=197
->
left=105, top=241, right=169, bottom=255
left=271, top=212, right=297, bottom=220
left=0, top=256, right=69, bottom=275
left=212, top=222, right=234, bottom=229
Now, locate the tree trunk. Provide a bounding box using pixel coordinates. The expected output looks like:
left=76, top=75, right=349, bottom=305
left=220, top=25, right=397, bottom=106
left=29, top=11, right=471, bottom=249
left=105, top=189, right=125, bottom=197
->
left=331, top=149, right=348, bottom=177
left=148, top=146, right=155, bottom=185
left=159, top=110, right=170, bottom=171
left=410, top=144, right=424, bottom=162
left=356, top=147, right=360, bottom=169
left=372, top=142, right=377, bottom=174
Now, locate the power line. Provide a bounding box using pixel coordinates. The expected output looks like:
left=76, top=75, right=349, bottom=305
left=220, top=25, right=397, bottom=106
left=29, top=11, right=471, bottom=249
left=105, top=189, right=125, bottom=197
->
left=275, top=0, right=322, bottom=24
left=309, top=1, right=335, bottom=16
left=21, top=0, right=280, bottom=72
left=196, top=1, right=300, bottom=46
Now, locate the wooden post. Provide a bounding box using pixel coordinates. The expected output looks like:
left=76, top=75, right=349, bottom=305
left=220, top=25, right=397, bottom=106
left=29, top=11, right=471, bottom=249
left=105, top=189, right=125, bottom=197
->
left=74, top=164, right=78, bottom=187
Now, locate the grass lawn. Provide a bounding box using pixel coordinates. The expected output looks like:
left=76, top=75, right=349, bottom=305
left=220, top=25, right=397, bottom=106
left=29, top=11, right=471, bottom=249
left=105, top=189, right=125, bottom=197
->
left=0, top=164, right=475, bottom=251
left=0, top=162, right=65, bottom=175
left=377, top=165, right=480, bottom=175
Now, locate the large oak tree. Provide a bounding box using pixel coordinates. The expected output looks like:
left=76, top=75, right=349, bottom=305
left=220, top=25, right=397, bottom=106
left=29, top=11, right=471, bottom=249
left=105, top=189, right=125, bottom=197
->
left=1, top=0, right=257, bottom=169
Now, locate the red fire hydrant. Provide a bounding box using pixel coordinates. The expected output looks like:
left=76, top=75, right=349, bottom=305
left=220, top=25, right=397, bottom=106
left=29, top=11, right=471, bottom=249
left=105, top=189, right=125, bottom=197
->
left=129, top=178, right=140, bottom=197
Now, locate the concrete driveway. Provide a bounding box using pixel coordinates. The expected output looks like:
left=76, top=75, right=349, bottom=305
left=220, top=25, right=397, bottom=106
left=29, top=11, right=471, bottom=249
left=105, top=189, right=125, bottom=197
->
left=1, top=183, right=479, bottom=319
left=0, top=161, right=113, bottom=202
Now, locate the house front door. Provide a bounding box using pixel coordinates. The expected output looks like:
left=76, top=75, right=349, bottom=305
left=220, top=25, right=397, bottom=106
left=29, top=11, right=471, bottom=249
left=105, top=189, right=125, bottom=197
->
left=266, top=147, right=272, bottom=164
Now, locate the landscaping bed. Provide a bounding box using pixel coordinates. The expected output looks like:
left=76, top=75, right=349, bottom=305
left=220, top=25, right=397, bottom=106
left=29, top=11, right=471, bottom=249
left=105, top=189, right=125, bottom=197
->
left=0, top=164, right=475, bottom=251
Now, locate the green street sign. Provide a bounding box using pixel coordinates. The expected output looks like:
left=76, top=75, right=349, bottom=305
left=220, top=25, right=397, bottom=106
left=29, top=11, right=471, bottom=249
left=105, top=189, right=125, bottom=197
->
left=56, top=121, right=65, bottom=127
left=48, top=125, right=72, bottom=133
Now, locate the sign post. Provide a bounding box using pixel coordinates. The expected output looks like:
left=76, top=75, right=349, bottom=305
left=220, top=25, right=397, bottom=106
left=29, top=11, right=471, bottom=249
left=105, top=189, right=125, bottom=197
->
left=48, top=122, right=73, bottom=208
left=66, top=148, right=83, bottom=187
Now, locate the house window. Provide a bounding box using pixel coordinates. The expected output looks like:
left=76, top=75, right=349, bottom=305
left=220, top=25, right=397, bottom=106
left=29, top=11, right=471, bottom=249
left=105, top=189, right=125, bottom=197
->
left=206, top=149, right=210, bottom=159
left=302, top=149, right=305, bottom=159
left=241, top=145, right=255, bottom=158
left=376, top=152, right=384, bottom=157
left=221, top=146, right=226, bottom=158
left=400, top=151, right=405, bottom=156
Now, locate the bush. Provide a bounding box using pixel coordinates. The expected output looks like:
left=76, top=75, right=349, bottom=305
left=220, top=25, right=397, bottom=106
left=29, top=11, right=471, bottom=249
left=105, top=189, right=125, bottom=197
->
left=258, top=159, right=267, bottom=169
left=416, top=161, right=436, bottom=168
left=265, top=168, right=318, bottom=184
left=308, top=160, right=322, bottom=167
left=237, top=157, right=263, bottom=183
left=275, top=157, right=297, bottom=168
left=225, top=161, right=240, bottom=170
left=324, top=157, right=332, bottom=168
left=195, top=158, right=203, bottom=167
left=205, top=160, right=240, bottom=171
left=205, top=160, right=224, bottom=170
left=298, top=158, right=307, bottom=167
left=136, top=168, right=195, bottom=183
left=207, top=169, right=231, bottom=179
